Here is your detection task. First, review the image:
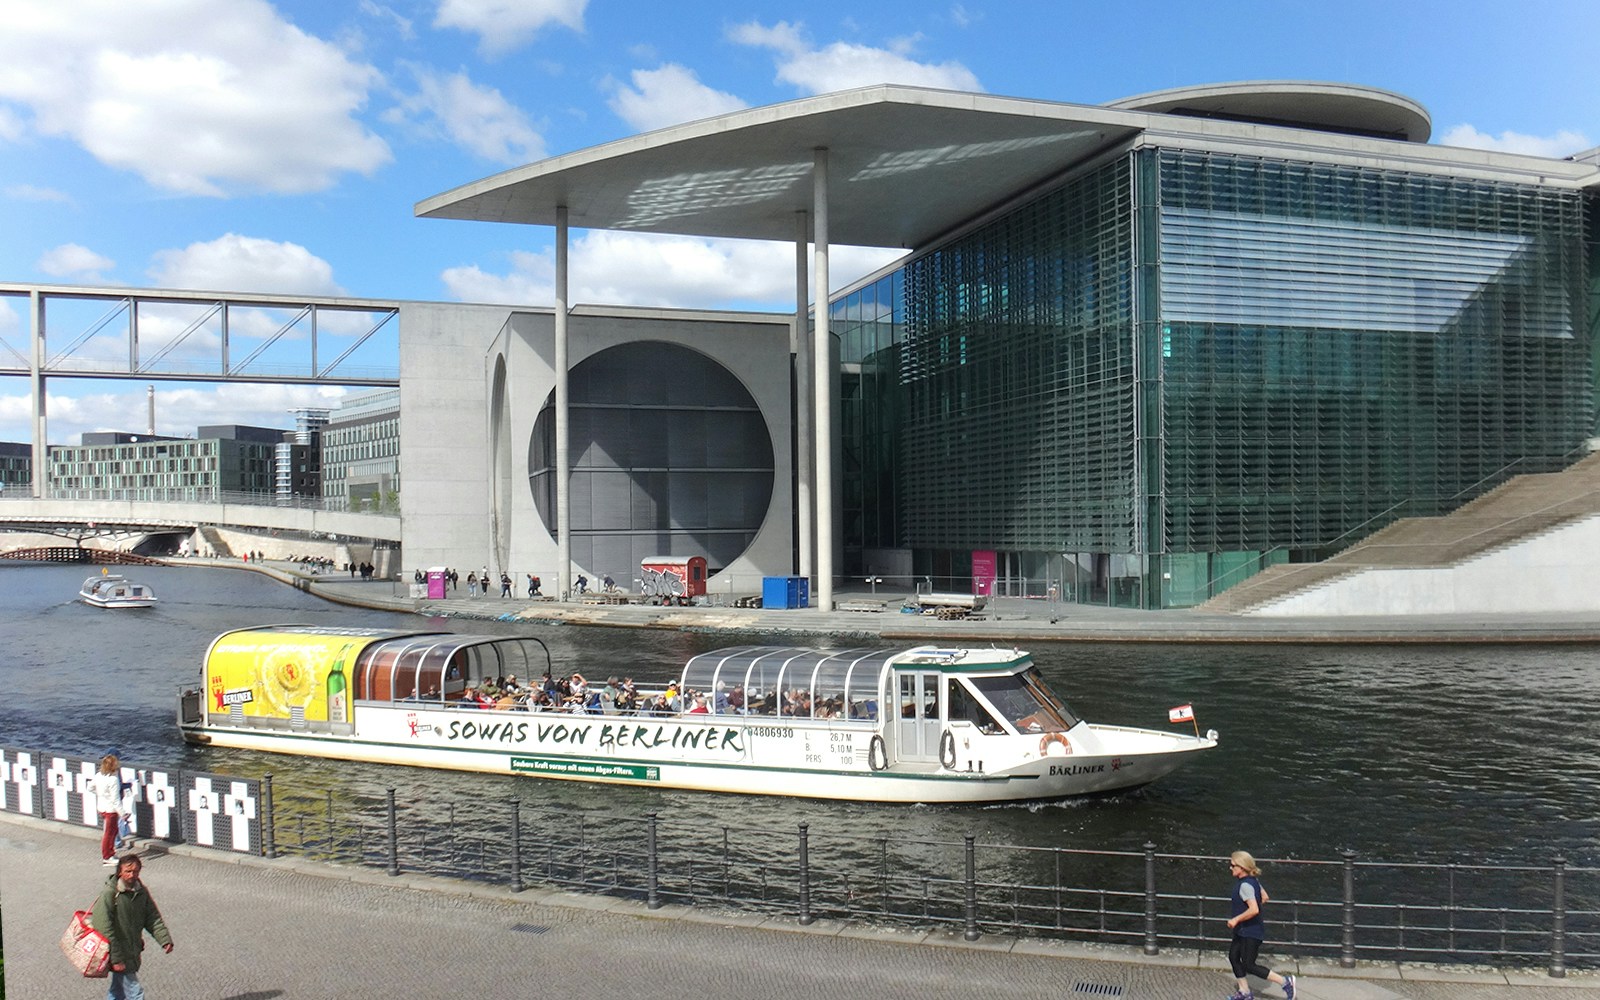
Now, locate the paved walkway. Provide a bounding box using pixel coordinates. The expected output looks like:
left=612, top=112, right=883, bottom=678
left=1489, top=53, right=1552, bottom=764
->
left=197, top=558, right=1600, bottom=643
left=4, top=813, right=1596, bottom=1000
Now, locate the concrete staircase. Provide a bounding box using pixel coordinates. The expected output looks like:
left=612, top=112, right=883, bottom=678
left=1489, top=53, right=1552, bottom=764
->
left=1198, top=452, right=1600, bottom=613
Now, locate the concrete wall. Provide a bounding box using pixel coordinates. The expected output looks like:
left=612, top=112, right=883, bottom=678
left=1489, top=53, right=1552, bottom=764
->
left=398, top=301, right=795, bottom=591
left=396, top=302, right=514, bottom=576
left=1251, top=514, right=1600, bottom=615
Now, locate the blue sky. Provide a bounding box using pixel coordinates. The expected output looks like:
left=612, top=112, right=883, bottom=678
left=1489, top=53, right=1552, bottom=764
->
left=2, top=0, right=1597, bottom=444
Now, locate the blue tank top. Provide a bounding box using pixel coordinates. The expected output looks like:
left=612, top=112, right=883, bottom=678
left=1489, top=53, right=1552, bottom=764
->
left=1231, top=875, right=1266, bottom=939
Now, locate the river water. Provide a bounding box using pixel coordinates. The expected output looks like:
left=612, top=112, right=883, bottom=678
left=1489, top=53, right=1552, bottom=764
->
left=5, top=561, right=1597, bottom=869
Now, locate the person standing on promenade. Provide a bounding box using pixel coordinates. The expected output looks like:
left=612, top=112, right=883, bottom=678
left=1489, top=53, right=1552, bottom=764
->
left=89, top=854, right=173, bottom=1000
left=1225, top=850, right=1296, bottom=1000
left=92, top=753, right=124, bottom=866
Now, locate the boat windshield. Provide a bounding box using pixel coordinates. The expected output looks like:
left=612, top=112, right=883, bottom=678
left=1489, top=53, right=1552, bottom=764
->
left=967, top=667, right=1080, bottom=734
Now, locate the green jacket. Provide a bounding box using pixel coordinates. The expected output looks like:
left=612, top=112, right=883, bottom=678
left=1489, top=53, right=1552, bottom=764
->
left=88, top=874, right=171, bottom=973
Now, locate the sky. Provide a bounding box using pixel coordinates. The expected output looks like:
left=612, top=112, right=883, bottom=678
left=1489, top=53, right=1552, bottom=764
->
left=1, top=0, right=1597, bottom=445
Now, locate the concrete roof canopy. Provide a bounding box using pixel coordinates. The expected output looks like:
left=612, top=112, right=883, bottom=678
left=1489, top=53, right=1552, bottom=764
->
left=1106, top=80, right=1433, bottom=143
left=415, top=85, right=1149, bottom=249
left=418, top=82, right=1600, bottom=248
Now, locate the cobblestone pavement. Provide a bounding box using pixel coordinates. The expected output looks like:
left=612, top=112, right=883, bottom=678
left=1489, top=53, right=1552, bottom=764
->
left=5, top=814, right=1597, bottom=1000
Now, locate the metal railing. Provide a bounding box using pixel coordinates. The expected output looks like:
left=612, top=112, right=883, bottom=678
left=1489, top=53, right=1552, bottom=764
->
left=0, top=486, right=398, bottom=516
left=260, top=777, right=1597, bottom=975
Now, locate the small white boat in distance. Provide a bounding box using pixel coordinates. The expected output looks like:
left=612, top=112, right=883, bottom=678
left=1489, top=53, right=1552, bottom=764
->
left=178, top=626, right=1218, bottom=804
left=79, top=574, right=158, bottom=609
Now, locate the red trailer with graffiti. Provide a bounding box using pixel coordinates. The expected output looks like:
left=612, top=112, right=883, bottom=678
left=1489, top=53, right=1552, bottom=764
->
left=639, top=555, right=707, bottom=605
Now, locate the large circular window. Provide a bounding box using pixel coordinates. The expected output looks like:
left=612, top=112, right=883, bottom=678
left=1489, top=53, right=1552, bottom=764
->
left=528, top=342, right=775, bottom=577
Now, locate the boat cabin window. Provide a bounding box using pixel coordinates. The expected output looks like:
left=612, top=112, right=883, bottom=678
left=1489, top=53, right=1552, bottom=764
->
left=947, top=680, right=1004, bottom=735
left=677, top=645, right=886, bottom=721
left=968, top=667, right=1079, bottom=734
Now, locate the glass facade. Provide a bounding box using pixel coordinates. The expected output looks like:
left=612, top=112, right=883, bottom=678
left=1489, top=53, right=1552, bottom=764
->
left=836, top=146, right=1594, bottom=608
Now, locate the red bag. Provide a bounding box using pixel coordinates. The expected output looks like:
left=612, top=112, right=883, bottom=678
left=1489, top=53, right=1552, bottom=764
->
left=59, top=908, right=110, bottom=978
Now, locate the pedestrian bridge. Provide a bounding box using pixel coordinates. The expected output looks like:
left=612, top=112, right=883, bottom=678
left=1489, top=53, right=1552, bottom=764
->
left=0, top=494, right=401, bottom=544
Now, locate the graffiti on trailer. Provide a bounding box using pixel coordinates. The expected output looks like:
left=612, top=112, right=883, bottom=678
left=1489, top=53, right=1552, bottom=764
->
left=639, top=567, right=686, bottom=599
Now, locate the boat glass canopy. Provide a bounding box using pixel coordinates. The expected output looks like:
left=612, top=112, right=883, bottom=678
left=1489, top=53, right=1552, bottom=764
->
left=351, top=632, right=553, bottom=703
left=679, top=646, right=890, bottom=721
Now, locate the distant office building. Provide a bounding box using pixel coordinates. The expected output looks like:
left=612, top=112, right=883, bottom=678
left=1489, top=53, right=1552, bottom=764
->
left=0, top=441, right=29, bottom=493
left=321, top=388, right=399, bottom=509
left=49, top=426, right=281, bottom=499
left=276, top=408, right=329, bottom=499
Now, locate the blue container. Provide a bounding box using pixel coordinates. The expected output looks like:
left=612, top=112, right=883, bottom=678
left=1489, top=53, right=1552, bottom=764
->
left=761, top=575, right=810, bottom=609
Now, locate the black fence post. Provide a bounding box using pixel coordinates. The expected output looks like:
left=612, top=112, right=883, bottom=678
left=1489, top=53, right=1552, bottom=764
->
left=647, top=812, right=661, bottom=910
left=963, top=833, right=980, bottom=941
left=509, top=800, right=523, bottom=893
left=798, top=822, right=814, bottom=925
left=1340, top=849, right=1357, bottom=968
left=1550, top=855, right=1567, bottom=978
left=385, top=787, right=399, bottom=877
left=1143, top=842, right=1159, bottom=955
left=261, top=772, right=276, bottom=859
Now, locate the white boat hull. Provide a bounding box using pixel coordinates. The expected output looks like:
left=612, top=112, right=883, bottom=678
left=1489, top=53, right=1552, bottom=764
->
left=182, top=705, right=1214, bottom=804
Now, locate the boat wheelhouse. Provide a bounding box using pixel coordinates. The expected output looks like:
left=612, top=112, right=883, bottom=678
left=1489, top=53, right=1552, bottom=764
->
left=178, top=626, right=1216, bottom=803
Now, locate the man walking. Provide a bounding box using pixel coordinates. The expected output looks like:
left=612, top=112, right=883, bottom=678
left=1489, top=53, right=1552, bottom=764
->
left=89, top=854, right=173, bottom=1000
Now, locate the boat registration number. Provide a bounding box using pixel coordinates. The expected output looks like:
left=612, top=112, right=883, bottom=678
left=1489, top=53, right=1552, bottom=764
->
left=748, top=725, right=795, bottom=738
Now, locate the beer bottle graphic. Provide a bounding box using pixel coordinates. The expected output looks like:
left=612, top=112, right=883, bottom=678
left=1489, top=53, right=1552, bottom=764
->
left=327, top=643, right=352, bottom=733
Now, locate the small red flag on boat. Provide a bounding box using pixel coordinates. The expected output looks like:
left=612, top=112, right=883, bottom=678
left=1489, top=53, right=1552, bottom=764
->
left=1168, top=704, right=1195, bottom=724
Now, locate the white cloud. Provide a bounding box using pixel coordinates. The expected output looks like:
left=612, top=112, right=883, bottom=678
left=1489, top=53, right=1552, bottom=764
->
left=1439, top=124, right=1593, bottom=159
left=359, top=0, right=415, bottom=41
left=0, top=105, right=22, bottom=141
left=0, top=0, right=391, bottom=196
left=727, top=20, right=982, bottom=95
left=433, top=0, right=587, bottom=57
left=148, top=234, right=343, bottom=297
left=606, top=64, right=748, bottom=133
left=38, top=244, right=115, bottom=282
left=0, top=381, right=351, bottom=446
left=5, top=184, right=75, bottom=205
left=440, top=231, right=905, bottom=310
left=386, top=66, right=544, bottom=163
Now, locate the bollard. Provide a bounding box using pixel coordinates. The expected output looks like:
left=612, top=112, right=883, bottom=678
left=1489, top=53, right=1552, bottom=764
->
left=1550, top=855, right=1567, bottom=978
left=798, top=822, right=814, bottom=925
left=647, top=813, right=661, bottom=909
left=1143, top=842, right=1158, bottom=955
left=963, top=833, right=980, bottom=941
left=1340, top=849, right=1357, bottom=968
left=261, top=773, right=276, bottom=859
left=385, top=787, right=399, bottom=877
left=509, top=800, right=523, bottom=893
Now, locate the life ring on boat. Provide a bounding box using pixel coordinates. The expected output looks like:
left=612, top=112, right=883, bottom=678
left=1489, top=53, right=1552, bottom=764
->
left=939, top=729, right=957, bottom=769
left=1039, top=732, right=1072, bottom=756
left=868, top=734, right=888, bottom=772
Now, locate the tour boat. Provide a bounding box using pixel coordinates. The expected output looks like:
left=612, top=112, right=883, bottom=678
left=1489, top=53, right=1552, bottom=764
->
left=79, top=574, right=159, bottom=609
left=176, top=625, right=1218, bottom=804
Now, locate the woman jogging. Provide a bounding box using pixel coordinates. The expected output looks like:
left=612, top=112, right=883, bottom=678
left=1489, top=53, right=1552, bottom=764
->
left=1225, top=850, right=1297, bottom=1000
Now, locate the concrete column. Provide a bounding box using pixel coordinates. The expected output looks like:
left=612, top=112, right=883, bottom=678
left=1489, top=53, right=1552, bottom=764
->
left=812, top=149, right=832, bottom=612
left=794, top=210, right=813, bottom=581
left=29, top=289, right=45, bottom=498
left=555, top=207, right=571, bottom=599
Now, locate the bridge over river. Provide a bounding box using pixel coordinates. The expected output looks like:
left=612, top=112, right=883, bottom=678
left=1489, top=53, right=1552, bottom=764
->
left=0, top=493, right=401, bottom=548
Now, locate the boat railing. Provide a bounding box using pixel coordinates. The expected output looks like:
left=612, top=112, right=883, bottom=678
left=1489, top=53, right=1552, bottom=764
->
left=14, top=743, right=1593, bottom=976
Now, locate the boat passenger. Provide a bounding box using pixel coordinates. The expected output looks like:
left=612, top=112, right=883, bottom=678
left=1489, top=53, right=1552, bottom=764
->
left=456, top=685, right=484, bottom=708
left=686, top=695, right=709, bottom=715
left=713, top=682, right=730, bottom=714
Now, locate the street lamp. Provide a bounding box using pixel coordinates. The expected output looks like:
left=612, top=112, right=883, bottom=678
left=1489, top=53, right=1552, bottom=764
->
left=866, top=576, right=882, bottom=595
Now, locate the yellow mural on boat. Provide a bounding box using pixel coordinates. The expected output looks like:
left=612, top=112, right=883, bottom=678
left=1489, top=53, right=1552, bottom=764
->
left=205, top=627, right=383, bottom=733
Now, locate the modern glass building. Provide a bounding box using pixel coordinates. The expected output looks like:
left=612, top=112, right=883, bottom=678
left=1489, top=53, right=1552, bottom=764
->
left=419, top=81, right=1600, bottom=608
left=836, top=141, right=1593, bottom=608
